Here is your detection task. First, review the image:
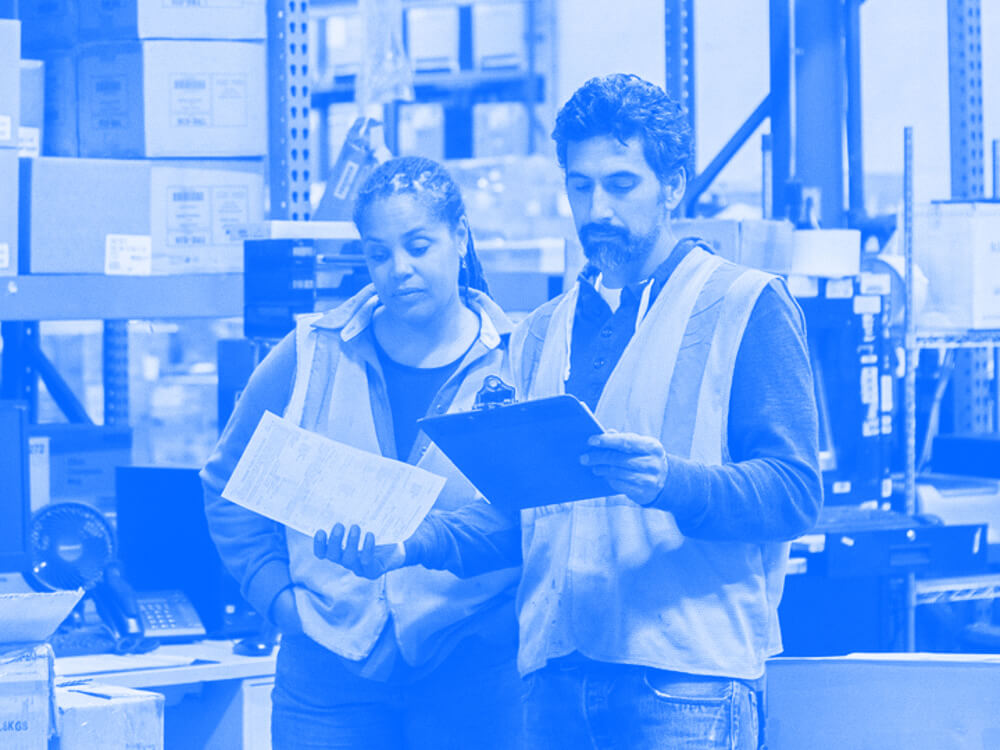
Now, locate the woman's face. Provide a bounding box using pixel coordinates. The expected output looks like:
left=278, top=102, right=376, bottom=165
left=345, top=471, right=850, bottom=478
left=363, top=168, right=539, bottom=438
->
left=359, top=192, right=467, bottom=325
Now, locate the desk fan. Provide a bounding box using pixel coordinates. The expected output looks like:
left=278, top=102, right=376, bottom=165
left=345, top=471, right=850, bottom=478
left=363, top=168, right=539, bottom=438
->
left=28, top=502, right=146, bottom=654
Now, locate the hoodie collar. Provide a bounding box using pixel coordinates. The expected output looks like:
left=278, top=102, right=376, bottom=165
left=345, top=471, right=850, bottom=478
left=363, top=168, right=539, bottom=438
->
left=310, top=285, right=512, bottom=349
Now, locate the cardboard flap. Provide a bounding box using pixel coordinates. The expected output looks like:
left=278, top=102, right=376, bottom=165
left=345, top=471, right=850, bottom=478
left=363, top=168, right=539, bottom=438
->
left=0, top=589, right=84, bottom=644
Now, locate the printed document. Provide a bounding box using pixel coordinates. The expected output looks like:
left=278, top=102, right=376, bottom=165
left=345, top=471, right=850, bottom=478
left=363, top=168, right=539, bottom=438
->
left=223, top=411, right=446, bottom=543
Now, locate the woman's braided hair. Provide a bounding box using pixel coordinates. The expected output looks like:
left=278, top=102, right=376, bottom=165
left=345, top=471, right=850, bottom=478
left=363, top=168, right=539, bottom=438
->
left=352, top=156, right=491, bottom=297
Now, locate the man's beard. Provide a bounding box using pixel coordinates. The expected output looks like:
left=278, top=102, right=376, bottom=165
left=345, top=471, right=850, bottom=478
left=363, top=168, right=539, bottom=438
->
left=579, top=222, right=660, bottom=273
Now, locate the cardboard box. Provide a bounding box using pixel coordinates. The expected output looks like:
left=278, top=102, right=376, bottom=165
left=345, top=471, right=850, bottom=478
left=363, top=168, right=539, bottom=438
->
left=41, top=51, right=78, bottom=156
left=0, top=590, right=83, bottom=750
left=673, top=219, right=795, bottom=273
left=0, top=644, right=54, bottom=750
left=768, top=654, right=1000, bottom=749
left=55, top=682, right=164, bottom=750
left=77, top=41, right=267, bottom=158
left=473, top=102, right=530, bottom=157
left=405, top=7, right=460, bottom=72
left=19, top=61, right=45, bottom=159
left=0, top=19, right=21, bottom=149
left=18, top=0, right=77, bottom=54
left=20, top=156, right=265, bottom=274
left=77, top=0, right=266, bottom=41
left=319, top=10, right=363, bottom=79
left=397, top=103, right=445, bottom=161
left=472, top=2, right=527, bottom=70
left=0, top=149, right=17, bottom=277
left=19, top=0, right=265, bottom=48
left=915, top=201, right=1000, bottom=329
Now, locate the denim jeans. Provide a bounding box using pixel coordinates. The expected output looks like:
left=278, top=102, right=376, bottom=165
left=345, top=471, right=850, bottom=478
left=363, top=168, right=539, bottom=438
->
left=271, top=632, right=522, bottom=750
left=522, top=657, right=759, bottom=750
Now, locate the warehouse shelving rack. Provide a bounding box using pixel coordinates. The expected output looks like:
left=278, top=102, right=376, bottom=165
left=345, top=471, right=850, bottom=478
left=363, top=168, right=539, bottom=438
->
left=0, top=0, right=311, bottom=426
left=899, top=0, right=1000, bottom=647
left=307, top=0, right=546, bottom=164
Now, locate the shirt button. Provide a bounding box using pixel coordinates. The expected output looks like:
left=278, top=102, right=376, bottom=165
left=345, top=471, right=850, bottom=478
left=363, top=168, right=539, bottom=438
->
left=593, top=357, right=606, bottom=369
left=435, top=404, right=446, bottom=413
left=600, top=327, right=614, bottom=338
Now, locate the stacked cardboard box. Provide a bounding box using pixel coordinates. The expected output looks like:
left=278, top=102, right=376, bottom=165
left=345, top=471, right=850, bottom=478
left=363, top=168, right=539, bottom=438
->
left=17, top=0, right=269, bottom=274
left=0, top=19, right=19, bottom=277
left=0, top=590, right=83, bottom=750
left=55, top=682, right=164, bottom=750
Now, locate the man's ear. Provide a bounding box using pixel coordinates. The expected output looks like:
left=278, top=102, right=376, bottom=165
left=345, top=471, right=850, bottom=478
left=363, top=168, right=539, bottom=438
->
left=662, top=167, right=687, bottom=211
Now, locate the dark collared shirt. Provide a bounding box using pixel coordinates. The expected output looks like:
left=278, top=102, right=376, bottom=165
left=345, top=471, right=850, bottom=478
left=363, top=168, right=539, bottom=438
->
left=567, top=238, right=698, bottom=411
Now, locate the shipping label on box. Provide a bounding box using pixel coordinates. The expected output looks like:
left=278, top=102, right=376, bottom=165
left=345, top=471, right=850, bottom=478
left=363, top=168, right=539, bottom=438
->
left=0, top=20, right=21, bottom=149
left=151, top=165, right=263, bottom=273
left=56, top=683, right=164, bottom=750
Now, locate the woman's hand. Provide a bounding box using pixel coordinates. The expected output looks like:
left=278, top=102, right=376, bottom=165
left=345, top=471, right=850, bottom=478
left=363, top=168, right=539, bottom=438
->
left=580, top=431, right=669, bottom=507
left=313, top=524, right=407, bottom=580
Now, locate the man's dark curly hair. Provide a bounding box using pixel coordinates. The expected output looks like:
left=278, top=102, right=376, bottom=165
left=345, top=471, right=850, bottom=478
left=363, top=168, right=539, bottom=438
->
left=552, top=73, right=693, bottom=184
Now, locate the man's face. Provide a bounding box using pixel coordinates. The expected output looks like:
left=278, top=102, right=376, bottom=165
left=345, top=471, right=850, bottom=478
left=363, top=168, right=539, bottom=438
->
left=564, top=135, right=679, bottom=278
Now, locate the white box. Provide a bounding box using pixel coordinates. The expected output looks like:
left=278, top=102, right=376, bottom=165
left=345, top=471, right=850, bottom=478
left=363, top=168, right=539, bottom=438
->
left=320, top=11, right=363, bottom=79
left=20, top=157, right=265, bottom=274
left=77, top=0, right=267, bottom=41
left=0, top=20, right=21, bottom=149
left=473, top=102, right=529, bottom=157
left=0, top=590, right=83, bottom=750
left=768, top=654, right=1000, bottom=750
left=0, top=149, right=17, bottom=276
left=397, top=103, right=445, bottom=161
left=673, top=219, right=796, bottom=273
left=472, top=2, right=527, bottom=69
left=77, top=40, right=267, bottom=158
left=55, top=682, right=164, bottom=750
left=405, top=7, right=460, bottom=72
left=19, top=61, right=45, bottom=159
left=915, top=201, right=1000, bottom=329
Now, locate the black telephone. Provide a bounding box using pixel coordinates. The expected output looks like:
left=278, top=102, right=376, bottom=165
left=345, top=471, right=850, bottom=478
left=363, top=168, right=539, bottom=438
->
left=30, top=502, right=207, bottom=654
left=93, top=564, right=207, bottom=645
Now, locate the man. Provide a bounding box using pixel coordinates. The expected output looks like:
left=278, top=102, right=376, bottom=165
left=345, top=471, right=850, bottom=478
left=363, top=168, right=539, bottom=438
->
left=319, top=73, right=823, bottom=749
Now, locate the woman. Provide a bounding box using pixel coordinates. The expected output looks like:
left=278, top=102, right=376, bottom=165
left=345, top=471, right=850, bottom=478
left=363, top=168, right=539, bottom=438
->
left=201, top=156, right=522, bottom=749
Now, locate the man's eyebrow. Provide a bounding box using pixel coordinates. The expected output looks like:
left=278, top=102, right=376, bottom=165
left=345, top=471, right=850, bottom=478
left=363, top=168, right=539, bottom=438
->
left=566, top=171, right=593, bottom=181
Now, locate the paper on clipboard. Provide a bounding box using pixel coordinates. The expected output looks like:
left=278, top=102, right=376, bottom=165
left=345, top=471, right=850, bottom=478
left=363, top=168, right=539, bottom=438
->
left=222, top=411, right=446, bottom=543
left=417, top=394, right=614, bottom=511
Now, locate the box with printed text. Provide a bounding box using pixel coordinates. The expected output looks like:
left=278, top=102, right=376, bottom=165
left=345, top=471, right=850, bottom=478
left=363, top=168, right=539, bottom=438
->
left=77, top=40, right=267, bottom=158
left=19, top=0, right=265, bottom=49
left=20, top=156, right=265, bottom=274
left=0, top=19, right=21, bottom=150
left=0, top=149, right=17, bottom=277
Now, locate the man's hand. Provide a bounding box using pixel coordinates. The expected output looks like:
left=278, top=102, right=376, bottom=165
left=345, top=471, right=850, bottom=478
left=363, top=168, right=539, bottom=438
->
left=581, top=431, right=668, bottom=507
left=313, top=524, right=407, bottom=580
left=270, top=587, right=304, bottom=635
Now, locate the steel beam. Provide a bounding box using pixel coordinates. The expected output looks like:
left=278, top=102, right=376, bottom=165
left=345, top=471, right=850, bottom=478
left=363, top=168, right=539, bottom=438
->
left=768, top=0, right=795, bottom=219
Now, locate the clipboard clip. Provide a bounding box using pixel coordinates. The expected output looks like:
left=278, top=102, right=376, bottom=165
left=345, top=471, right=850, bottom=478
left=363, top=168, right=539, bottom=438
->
left=473, top=375, right=516, bottom=410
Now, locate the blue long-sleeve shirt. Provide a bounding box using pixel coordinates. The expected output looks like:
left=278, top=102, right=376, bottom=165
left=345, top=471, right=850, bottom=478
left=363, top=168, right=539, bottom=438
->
left=408, top=240, right=822, bottom=576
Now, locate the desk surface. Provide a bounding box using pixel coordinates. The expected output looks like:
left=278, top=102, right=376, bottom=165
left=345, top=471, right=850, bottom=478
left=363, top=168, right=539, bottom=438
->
left=55, top=640, right=277, bottom=689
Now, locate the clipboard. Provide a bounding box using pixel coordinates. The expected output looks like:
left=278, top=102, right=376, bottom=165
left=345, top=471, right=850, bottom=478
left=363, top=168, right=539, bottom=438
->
left=417, top=394, right=614, bottom=512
